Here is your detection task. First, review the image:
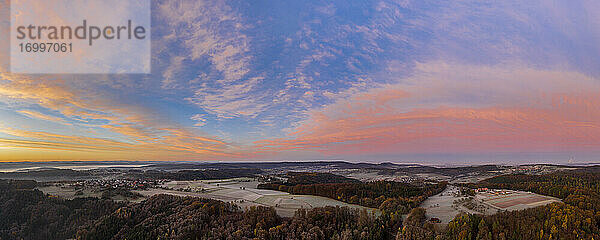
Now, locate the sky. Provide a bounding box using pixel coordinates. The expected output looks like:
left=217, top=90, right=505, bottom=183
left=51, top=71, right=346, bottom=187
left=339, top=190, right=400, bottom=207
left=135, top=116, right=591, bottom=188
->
left=0, top=0, right=599, bottom=164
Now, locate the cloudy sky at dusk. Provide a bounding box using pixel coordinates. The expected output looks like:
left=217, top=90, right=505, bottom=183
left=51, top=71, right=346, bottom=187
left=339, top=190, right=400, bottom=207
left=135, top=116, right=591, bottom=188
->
left=0, top=0, right=599, bottom=164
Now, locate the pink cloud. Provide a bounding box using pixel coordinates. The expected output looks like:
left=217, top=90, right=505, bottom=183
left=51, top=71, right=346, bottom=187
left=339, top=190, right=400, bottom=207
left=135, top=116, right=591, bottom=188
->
left=254, top=63, right=600, bottom=157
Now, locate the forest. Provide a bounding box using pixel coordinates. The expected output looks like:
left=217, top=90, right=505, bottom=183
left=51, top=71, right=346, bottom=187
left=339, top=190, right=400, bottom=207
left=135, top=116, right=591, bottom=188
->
left=6, top=167, right=600, bottom=240
left=258, top=173, right=447, bottom=238
left=394, top=167, right=600, bottom=240
left=283, top=172, right=360, bottom=185
left=258, top=174, right=447, bottom=212
left=0, top=175, right=445, bottom=239
left=396, top=202, right=600, bottom=240
left=0, top=179, right=387, bottom=240
left=0, top=179, right=123, bottom=240
left=78, top=195, right=386, bottom=240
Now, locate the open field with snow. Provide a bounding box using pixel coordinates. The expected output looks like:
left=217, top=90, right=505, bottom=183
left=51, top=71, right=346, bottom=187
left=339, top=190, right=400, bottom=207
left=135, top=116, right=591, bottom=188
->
left=419, top=185, right=469, bottom=224
left=476, top=189, right=560, bottom=211
left=419, top=186, right=561, bottom=225
left=137, top=178, right=376, bottom=217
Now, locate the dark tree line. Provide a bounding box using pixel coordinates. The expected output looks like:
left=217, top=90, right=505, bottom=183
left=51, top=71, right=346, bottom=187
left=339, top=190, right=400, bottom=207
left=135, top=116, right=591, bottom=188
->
left=259, top=174, right=447, bottom=238
left=259, top=180, right=447, bottom=214
left=284, top=172, right=360, bottom=185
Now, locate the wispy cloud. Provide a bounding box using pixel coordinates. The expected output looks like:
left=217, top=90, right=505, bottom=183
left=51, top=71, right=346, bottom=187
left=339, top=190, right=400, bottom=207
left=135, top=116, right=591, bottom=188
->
left=158, top=1, right=251, bottom=83
left=17, top=110, right=70, bottom=125
left=187, top=77, right=267, bottom=118
left=190, top=114, right=207, bottom=127
left=255, top=62, right=600, bottom=157
left=0, top=70, right=234, bottom=161
left=157, top=0, right=267, bottom=119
